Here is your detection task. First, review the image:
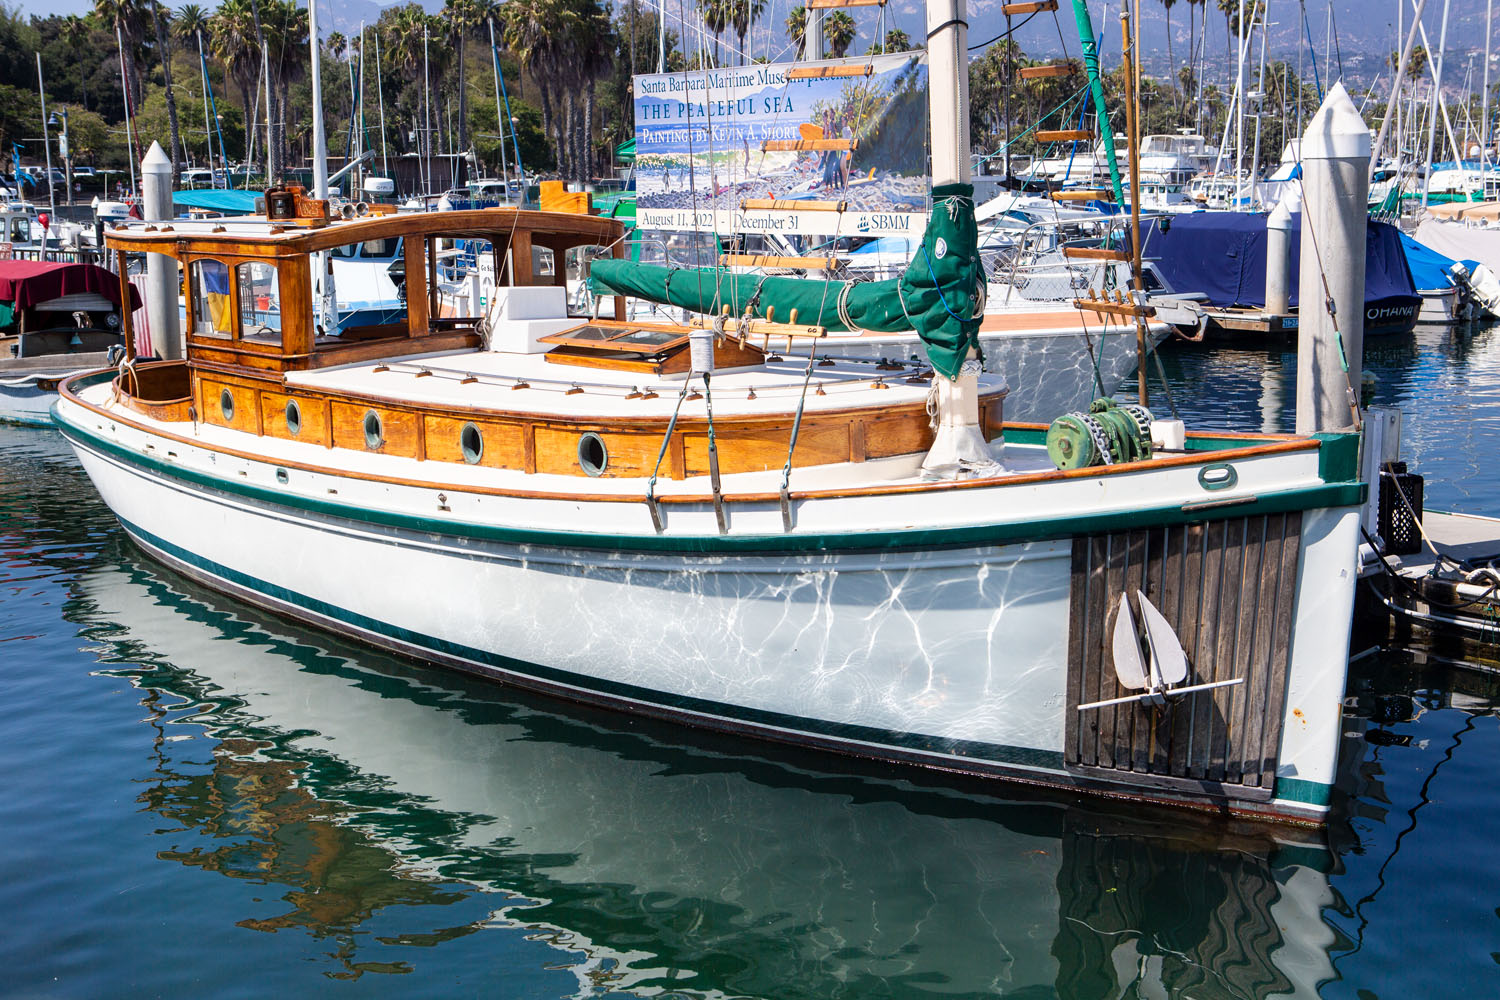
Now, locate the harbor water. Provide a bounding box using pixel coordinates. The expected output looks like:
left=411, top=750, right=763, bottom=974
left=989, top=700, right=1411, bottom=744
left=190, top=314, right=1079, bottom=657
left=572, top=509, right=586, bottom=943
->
left=3, top=325, right=1500, bottom=997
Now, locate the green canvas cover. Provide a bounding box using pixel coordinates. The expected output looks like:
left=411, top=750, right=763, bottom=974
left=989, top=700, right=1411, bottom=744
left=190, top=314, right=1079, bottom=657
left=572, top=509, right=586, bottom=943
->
left=587, top=183, right=985, bottom=379
left=897, top=182, right=984, bottom=380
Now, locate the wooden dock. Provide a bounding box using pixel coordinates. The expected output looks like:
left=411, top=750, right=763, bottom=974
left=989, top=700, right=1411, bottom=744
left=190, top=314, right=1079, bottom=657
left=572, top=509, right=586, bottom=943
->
left=1364, top=510, right=1500, bottom=642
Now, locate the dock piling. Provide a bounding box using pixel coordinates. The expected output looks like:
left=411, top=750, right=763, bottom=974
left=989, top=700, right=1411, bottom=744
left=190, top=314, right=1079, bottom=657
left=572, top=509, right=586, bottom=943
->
left=1296, top=83, right=1369, bottom=435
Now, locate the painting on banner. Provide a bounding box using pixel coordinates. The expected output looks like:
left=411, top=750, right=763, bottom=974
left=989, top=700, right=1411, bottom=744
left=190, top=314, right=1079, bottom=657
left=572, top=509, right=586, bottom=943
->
left=632, top=53, right=929, bottom=239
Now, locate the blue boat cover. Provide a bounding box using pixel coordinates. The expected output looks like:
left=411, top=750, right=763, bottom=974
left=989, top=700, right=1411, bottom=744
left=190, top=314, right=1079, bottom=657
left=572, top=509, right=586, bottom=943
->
left=172, top=188, right=262, bottom=214
left=1398, top=231, right=1482, bottom=290
left=1141, top=211, right=1419, bottom=312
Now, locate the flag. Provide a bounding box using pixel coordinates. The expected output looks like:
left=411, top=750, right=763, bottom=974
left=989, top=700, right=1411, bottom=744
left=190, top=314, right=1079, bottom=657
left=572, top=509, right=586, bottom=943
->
left=197, top=260, right=233, bottom=333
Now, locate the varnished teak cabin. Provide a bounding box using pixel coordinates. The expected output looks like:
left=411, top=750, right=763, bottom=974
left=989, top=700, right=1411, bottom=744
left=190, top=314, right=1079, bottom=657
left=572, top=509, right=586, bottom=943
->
left=104, top=205, right=996, bottom=481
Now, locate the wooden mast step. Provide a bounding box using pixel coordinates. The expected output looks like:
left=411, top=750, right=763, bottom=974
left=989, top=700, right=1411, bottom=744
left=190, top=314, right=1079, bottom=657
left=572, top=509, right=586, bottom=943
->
left=1000, top=1, right=1058, bottom=12
left=1050, top=189, right=1111, bottom=202
left=807, top=0, right=886, bottom=7
left=786, top=63, right=875, bottom=80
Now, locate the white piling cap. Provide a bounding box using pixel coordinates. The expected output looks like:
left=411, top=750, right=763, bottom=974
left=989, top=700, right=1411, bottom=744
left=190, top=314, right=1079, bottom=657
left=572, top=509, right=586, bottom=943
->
left=142, top=140, right=171, bottom=174
left=1301, top=82, right=1371, bottom=161
left=1268, top=183, right=1302, bottom=227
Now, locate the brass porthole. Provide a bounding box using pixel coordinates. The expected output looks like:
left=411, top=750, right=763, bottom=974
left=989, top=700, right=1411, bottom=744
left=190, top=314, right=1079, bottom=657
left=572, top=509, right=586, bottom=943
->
left=219, top=388, right=234, bottom=422
left=285, top=400, right=302, bottom=436
left=460, top=422, right=483, bottom=464
left=363, top=410, right=384, bottom=450
left=577, top=432, right=608, bottom=477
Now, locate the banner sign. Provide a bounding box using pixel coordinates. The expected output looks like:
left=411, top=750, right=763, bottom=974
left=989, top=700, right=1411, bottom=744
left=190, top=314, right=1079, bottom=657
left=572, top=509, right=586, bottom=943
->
left=632, top=53, right=929, bottom=240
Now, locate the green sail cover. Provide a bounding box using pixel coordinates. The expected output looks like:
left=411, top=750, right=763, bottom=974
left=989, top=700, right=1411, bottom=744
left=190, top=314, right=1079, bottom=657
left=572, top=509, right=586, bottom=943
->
left=587, top=183, right=985, bottom=379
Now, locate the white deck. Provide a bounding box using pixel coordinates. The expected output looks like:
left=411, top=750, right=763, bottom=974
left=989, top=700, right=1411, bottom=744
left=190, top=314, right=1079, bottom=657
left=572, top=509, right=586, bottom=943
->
left=287, top=347, right=995, bottom=421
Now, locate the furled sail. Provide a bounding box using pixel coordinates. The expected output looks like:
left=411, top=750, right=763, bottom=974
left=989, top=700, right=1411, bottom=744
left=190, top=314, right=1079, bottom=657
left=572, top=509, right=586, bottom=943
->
left=587, top=183, right=985, bottom=379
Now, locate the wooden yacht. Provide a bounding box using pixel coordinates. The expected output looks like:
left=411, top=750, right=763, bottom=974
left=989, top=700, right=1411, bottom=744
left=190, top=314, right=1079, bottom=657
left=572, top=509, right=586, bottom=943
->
left=56, top=0, right=1367, bottom=826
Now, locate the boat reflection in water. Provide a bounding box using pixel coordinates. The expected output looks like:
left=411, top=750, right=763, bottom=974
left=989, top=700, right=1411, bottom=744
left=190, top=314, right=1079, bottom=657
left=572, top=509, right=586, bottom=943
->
left=74, top=557, right=1337, bottom=998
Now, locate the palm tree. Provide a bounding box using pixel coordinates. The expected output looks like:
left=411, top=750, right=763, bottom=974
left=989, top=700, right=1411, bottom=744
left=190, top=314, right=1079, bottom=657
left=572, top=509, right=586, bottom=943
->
left=61, top=15, right=95, bottom=110
left=824, top=10, right=854, bottom=58
left=94, top=0, right=143, bottom=114
left=258, top=0, right=308, bottom=180
left=177, top=3, right=211, bottom=43
left=501, top=0, right=572, bottom=173
left=575, top=0, right=614, bottom=180
left=149, top=1, right=185, bottom=184
left=1161, top=0, right=1176, bottom=108
left=870, top=27, right=910, bottom=54
left=443, top=0, right=483, bottom=169
left=699, top=0, right=729, bottom=65
left=210, top=0, right=259, bottom=167
left=785, top=5, right=807, bottom=60
left=730, top=0, right=764, bottom=65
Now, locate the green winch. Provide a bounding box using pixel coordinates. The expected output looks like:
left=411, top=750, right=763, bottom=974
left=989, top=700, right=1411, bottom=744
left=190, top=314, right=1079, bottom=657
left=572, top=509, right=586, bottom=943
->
left=1046, top=399, right=1155, bottom=470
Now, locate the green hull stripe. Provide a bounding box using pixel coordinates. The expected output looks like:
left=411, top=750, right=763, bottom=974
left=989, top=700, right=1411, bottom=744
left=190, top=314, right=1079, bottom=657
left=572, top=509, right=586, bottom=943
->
left=56, top=408, right=1365, bottom=556
left=115, top=512, right=1066, bottom=772
left=1271, top=776, right=1332, bottom=807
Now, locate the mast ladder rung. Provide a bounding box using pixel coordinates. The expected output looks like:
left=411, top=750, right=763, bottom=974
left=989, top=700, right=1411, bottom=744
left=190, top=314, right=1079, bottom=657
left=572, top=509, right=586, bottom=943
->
left=1073, top=298, right=1156, bottom=319
left=1050, top=189, right=1111, bottom=202
left=808, top=0, right=886, bottom=8
left=1001, top=1, right=1058, bottom=13
left=786, top=63, right=874, bottom=80
left=1035, top=129, right=1095, bottom=144
left=1063, top=246, right=1131, bottom=261
left=720, top=254, right=837, bottom=270
left=741, top=198, right=847, bottom=212
left=760, top=138, right=857, bottom=152
left=1018, top=62, right=1078, bottom=80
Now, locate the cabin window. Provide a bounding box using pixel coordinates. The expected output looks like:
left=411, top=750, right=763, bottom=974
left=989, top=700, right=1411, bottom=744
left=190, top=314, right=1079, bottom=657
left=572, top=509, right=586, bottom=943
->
left=9, top=218, right=30, bottom=242
left=330, top=238, right=397, bottom=260
left=460, top=422, right=483, bottom=464
left=577, top=432, right=608, bottom=476
left=189, top=260, right=234, bottom=339
left=237, top=261, right=281, bottom=345
left=363, top=410, right=383, bottom=450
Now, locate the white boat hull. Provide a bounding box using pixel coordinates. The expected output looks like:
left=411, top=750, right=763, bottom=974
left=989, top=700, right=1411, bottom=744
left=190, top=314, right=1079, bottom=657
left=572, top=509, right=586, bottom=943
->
left=57, top=382, right=1363, bottom=825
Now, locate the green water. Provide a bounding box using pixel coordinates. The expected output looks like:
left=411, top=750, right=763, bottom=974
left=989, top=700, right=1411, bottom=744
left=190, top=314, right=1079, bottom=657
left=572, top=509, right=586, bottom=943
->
left=3, top=326, right=1500, bottom=996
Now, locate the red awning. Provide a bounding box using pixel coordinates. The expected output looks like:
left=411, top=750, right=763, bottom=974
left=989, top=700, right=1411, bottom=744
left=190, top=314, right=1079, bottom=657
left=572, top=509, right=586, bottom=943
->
left=0, top=260, right=142, bottom=311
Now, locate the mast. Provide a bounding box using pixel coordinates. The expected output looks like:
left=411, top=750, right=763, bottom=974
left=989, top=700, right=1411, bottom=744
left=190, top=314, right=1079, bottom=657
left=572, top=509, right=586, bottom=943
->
left=423, top=20, right=433, bottom=196
left=310, top=0, right=329, bottom=200
left=1247, top=0, right=1271, bottom=204
left=35, top=53, right=56, bottom=228
left=1485, top=0, right=1494, bottom=170
left=374, top=29, right=390, bottom=184
left=1122, top=4, right=1146, bottom=405
left=1422, top=0, right=1453, bottom=207
left=1235, top=0, right=1247, bottom=204
left=249, top=0, right=273, bottom=184
left=197, top=29, right=213, bottom=181
left=357, top=23, right=367, bottom=195
left=488, top=17, right=512, bottom=194
left=117, top=24, right=138, bottom=199
left=919, top=0, right=997, bottom=480
left=1070, top=0, right=1124, bottom=204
